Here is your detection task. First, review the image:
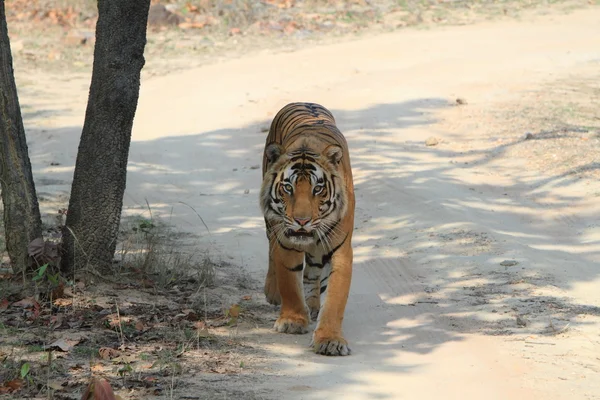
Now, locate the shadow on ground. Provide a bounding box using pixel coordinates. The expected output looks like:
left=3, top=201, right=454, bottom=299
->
left=24, top=98, right=600, bottom=399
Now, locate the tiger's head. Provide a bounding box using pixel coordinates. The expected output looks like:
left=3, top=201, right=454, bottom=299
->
left=260, top=142, right=348, bottom=249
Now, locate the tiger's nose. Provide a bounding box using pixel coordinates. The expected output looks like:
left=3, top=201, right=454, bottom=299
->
left=294, top=217, right=311, bottom=226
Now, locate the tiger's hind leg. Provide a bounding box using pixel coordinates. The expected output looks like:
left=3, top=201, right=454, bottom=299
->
left=264, top=240, right=281, bottom=305
left=303, top=253, right=324, bottom=321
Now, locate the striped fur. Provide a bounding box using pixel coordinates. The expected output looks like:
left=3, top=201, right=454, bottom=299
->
left=259, top=102, right=355, bottom=356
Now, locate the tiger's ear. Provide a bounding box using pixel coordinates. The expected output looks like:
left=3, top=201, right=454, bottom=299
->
left=265, top=143, right=285, bottom=164
left=324, top=145, right=343, bottom=166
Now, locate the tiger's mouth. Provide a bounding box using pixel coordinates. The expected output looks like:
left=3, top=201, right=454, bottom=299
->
left=285, top=229, right=315, bottom=239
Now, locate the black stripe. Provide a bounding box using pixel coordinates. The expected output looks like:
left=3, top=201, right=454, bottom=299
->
left=305, top=254, right=324, bottom=268
left=320, top=285, right=328, bottom=294
left=322, top=233, right=349, bottom=265
left=286, top=263, right=304, bottom=272
left=277, top=239, right=303, bottom=253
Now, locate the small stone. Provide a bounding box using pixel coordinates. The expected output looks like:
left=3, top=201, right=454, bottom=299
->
left=249, top=165, right=260, bottom=170
left=500, top=260, right=518, bottom=267
left=260, top=126, right=269, bottom=133
left=523, top=132, right=534, bottom=140
left=233, top=168, right=238, bottom=171
left=425, top=137, right=440, bottom=146
left=516, top=315, right=529, bottom=327
left=244, top=189, right=250, bottom=194
left=50, top=162, right=61, bottom=166
left=456, top=97, right=468, bottom=105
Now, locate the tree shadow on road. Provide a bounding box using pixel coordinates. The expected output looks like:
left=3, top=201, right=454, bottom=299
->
left=25, top=98, right=600, bottom=399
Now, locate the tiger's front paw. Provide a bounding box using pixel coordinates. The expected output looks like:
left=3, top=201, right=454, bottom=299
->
left=311, top=330, right=351, bottom=356
left=264, top=274, right=281, bottom=306
left=274, top=314, right=309, bottom=334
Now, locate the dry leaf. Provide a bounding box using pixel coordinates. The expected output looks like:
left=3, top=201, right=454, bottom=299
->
left=141, top=278, right=154, bottom=288
left=44, top=338, right=79, bottom=352
left=0, top=299, right=9, bottom=310
left=49, top=315, right=64, bottom=329
left=241, top=295, right=252, bottom=301
left=0, top=378, right=23, bottom=393
left=228, top=304, right=241, bottom=318
left=178, top=21, right=206, bottom=29
left=47, top=380, right=65, bottom=391
left=54, top=298, right=73, bottom=307
left=184, top=309, right=199, bottom=321
left=12, top=297, right=38, bottom=308
left=195, top=321, right=210, bottom=337
left=98, top=347, right=120, bottom=360
left=135, top=321, right=145, bottom=331
left=80, top=378, right=117, bottom=400
left=51, top=282, right=65, bottom=299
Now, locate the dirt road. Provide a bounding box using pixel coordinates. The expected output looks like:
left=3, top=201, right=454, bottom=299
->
left=22, top=7, right=600, bottom=399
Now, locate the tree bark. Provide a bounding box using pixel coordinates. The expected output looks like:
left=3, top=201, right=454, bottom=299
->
left=0, top=0, right=43, bottom=274
left=62, top=0, right=151, bottom=274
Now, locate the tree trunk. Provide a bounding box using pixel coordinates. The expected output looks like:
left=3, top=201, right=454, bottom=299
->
left=0, top=1, right=43, bottom=275
left=62, top=0, right=151, bottom=274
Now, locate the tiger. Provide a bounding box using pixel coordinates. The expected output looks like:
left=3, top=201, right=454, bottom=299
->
left=259, top=102, right=355, bottom=356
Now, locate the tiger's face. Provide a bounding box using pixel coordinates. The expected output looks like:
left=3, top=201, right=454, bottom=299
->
left=260, top=143, right=348, bottom=249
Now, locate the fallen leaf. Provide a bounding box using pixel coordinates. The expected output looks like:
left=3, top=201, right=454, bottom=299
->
left=49, top=315, right=64, bottom=329
left=141, top=278, right=154, bottom=288
left=195, top=321, right=210, bottom=337
left=183, top=309, right=199, bottom=321
left=44, top=338, right=79, bottom=352
left=54, top=298, right=73, bottom=307
left=0, top=378, right=23, bottom=393
left=135, top=321, right=145, bottom=331
left=178, top=21, right=206, bottom=29
left=47, top=380, right=65, bottom=391
left=241, top=295, right=252, bottom=301
left=112, top=354, right=137, bottom=365
left=0, top=298, right=9, bottom=310
left=12, top=297, right=38, bottom=308
left=80, top=377, right=117, bottom=400
left=51, top=282, right=65, bottom=299
left=228, top=304, right=241, bottom=318
left=99, top=347, right=120, bottom=360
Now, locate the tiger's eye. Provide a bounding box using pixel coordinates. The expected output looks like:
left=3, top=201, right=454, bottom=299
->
left=313, top=185, right=324, bottom=195
left=283, top=184, right=293, bottom=193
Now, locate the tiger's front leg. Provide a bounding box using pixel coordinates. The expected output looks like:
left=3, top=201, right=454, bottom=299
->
left=303, top=253, right=324, bottom=321
left=264, top=240, right=281, bottom=306
left=311, top=238, right=353, bottom=356
left=272, top=244, right=309, bottom=334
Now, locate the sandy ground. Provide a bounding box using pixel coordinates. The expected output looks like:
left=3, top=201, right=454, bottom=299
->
left=17, top=6, right=600, bottom=400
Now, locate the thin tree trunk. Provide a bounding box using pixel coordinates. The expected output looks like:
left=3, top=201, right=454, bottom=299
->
left=0, top=0, right=43, bottom=275
left=62, top=0, right=151, bottom=274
